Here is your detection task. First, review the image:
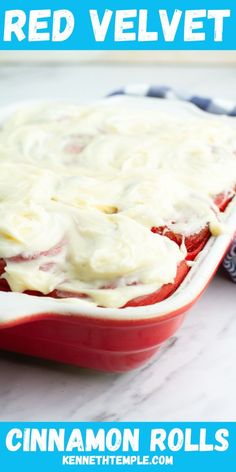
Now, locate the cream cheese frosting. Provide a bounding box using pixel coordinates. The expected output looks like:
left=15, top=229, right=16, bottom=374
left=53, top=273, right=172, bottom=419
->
left=0, top=102, right=236, bottom=308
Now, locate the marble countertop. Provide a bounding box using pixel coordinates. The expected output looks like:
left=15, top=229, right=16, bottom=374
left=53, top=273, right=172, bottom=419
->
left=0, top=63, right=236, bottom=422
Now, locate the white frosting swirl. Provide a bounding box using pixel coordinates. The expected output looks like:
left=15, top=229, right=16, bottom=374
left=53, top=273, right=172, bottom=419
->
left=0, top=102, right=235, bottom=307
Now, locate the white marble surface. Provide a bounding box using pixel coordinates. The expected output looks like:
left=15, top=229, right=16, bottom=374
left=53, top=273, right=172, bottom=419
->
left=0, top=63, right=236, bottom=421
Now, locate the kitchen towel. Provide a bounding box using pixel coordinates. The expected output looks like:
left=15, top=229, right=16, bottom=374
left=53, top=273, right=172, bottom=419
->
left=109, top=84, right=236, bottom=282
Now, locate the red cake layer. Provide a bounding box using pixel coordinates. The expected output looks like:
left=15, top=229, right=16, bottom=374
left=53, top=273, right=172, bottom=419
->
left=0, top=190, right=234, bottom=307
left=124, top=260, right=189, bottom=308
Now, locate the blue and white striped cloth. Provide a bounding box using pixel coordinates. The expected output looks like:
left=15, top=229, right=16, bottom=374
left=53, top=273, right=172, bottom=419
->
left=109, top=85, right=236, bottom=282
left=109, top=84, right=236, bottom=116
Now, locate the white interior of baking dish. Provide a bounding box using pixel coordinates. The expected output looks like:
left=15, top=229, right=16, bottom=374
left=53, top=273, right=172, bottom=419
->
left=0, top=96, right=235, bottom=324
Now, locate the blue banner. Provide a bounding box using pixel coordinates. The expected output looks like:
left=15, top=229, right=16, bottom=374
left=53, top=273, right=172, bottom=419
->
left=0, top=423, right=235, bottom=470
left=0, top=0, right=235, bottom=50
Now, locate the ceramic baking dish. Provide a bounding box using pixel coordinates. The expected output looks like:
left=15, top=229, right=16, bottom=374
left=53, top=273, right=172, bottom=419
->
left=0, top=96, right=235, bottom=372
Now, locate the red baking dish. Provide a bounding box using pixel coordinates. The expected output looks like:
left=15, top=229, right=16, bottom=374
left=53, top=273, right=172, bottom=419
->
left=0, top=97, right=236, bottom=372
left=0, top=224, right=235, bottom=373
